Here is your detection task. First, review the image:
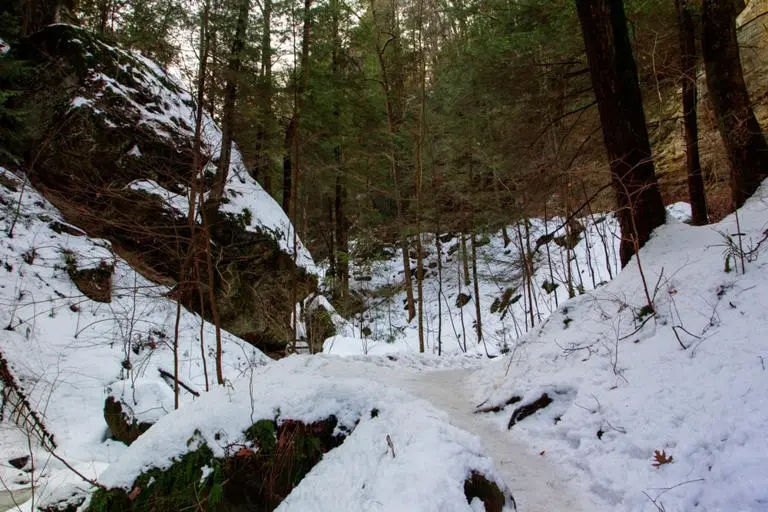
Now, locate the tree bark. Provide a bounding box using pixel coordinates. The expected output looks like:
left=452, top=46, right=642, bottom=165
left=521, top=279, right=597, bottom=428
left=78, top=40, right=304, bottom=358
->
left=254, top=0, right=274, bottom=195
left=701, top=0, right=768, bottom=208
left=371, top=0, right=415, bottom=322
left=191, top=0, right=211, bottom=391
left=208, top=0, right=249, bottom=216
left=282, top=117, right=295, bottom=214
left=675, top=0, right=708, bottom=225
left=331, top=0, right=349, bottom=301
left=471, top=235, right=482, bottom=343
left=576, top=0, right=666, bottom=267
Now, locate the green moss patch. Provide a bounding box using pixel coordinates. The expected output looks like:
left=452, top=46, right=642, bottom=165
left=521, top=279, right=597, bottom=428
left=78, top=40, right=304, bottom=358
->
left=89, top=415, right=348, bottom=512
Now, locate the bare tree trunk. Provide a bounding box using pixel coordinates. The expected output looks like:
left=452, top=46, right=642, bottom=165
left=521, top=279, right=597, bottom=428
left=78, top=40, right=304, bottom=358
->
left=371, top=0, right=416, bottom=322
left=288, top=0, right=313, bottom=349
left=576, top=0, right=666, bottom=267
left=702, top=0, right=768, bottom=208
left=173, top=301, right=181, bottom=409
left=460, top=234, right=470, bottom=286
left=192, top=0, right=211, bottom=392
left=331, top=0, right=349, bottom=302
left=208, top=0, right=249, bottom=215
left=282, top=118, right=295, bottom=213
left=675, top=0, right=708, bottom=225
left=470, top=235, right=482, bottom=343
left=203, top=218, right=224, bottom=385
left=415, top=0, right=426, bottom=352
left=255, top=0, right=273, bottom=194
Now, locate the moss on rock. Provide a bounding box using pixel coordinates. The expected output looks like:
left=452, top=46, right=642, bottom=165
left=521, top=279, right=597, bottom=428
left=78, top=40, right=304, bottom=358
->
left=89, top=416, right=346, bottom=512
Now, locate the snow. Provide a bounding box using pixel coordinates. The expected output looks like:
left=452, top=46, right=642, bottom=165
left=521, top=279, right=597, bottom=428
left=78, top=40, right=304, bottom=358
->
left=312, top=187, right=768, bottom=510
left=126, top=179, right=189, bottom=217
left=463, top=186, right=768, bottom=510
left=126, top=144, right=141, bottom=157
left=66, top=26, right=315, bottom=273
left=4, top=164, right=768, bottom=511
left=665, top=201, right=692, bottom=223
left=98, top=361, right=514, bottom=512
left=4, top=29, right=768, bottom=509
left=0, top=167, right=267, bottom=507
left=70, top=97, right=93, bottom=109
left=328, top=210, right=626, bottom=356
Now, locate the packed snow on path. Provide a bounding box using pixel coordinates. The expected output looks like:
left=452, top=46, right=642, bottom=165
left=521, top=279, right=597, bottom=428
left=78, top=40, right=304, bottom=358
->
left=267, top=354, right=610, bottom=512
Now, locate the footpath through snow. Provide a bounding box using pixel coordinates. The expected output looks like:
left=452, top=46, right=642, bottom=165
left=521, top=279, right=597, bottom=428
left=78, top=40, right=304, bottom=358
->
left=268, top=354, right=608, bottom=511
left=400, top=368, right=606, bottom=512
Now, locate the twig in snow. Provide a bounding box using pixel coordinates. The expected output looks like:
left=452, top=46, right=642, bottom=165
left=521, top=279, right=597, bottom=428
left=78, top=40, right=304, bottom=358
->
left=386, top=434, right=395, bottom=458
left=618, top=312, right=656, bottom=341
left=158, top=368, right=200, bottom=397
left=642, top=478, right=705, bottom=512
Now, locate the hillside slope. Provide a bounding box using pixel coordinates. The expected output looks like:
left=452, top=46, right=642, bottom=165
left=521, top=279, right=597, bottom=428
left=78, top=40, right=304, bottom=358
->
left=4, top=25, right=316, bottom=354
left=0, top=166, right=268, bottom=509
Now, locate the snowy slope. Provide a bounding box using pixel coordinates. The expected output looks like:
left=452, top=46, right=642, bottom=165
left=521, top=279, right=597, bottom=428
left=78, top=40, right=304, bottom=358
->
left=326, top=202, right=692, bottom=358
left=326, top=209, right=629, bottom=356
left=318, top=188, right=768, bottom=510
left=4, top=169, right=765, bottom=511
left=464, top=187, right=768, bottom=511
left=0, top=167, right=267, bottom=508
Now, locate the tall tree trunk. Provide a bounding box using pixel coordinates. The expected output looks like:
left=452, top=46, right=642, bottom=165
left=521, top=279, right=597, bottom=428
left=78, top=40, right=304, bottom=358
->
left=415, top=0, right=426, bottom=352
left=576, top=0, right=666, bottom=267
left=190, top=0, right=211, bottom=391
left=255, top=0, right=273, bottom=194
left=702, top=0, right=768, bottom=208
left=98, top=0, right=111, bottom=34
left=470, top=235, right=482, bottom=343
left=208, top=0, right=249, bottom=215
left=282, top=118, right=295, bottom=213
left=675, top=0, right=708, bottom=225
left=205, top=0, right=248, bottom=383
left=288, top=0, right=313, bottom=349
left=331, top=0, right=349, bottom=301
left=371, top=0, right=415, bottom=322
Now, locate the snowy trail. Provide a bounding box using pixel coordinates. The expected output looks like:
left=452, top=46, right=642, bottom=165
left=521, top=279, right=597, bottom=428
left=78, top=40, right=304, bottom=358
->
left=395, top=369, right=606, bottom=512
left=288, top=357, right=608, bottom=511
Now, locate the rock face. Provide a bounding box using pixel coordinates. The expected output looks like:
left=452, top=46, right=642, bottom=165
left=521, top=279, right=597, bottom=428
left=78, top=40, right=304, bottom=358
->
left=103, top=396, right=153, bottom=446
left=7, top=25, right=317, bottom=354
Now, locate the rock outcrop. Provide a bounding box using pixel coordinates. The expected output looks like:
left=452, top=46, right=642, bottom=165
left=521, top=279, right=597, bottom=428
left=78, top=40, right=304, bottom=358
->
left=5, top=25, right=317, bottom=354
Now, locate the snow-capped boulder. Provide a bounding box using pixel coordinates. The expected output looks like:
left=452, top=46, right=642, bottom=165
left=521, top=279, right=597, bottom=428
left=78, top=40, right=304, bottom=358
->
left=92, top=370, right=515, bottom=512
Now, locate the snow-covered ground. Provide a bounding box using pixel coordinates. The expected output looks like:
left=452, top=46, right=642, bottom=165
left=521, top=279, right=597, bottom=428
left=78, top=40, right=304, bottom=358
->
left=324, top=206, right=633, bottom=356
left=320, top=186, right=768, bottom=510
left=463, top=189, right=768, bottom=511
left=4, top=155, right=768, bottom=511
left=0, top=167, right=267, bottom=509
left=96, top=360, right=516, bottom=512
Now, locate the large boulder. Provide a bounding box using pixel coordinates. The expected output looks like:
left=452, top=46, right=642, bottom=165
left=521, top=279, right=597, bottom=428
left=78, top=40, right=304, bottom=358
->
left=5, top=25, right=317, bottom=354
